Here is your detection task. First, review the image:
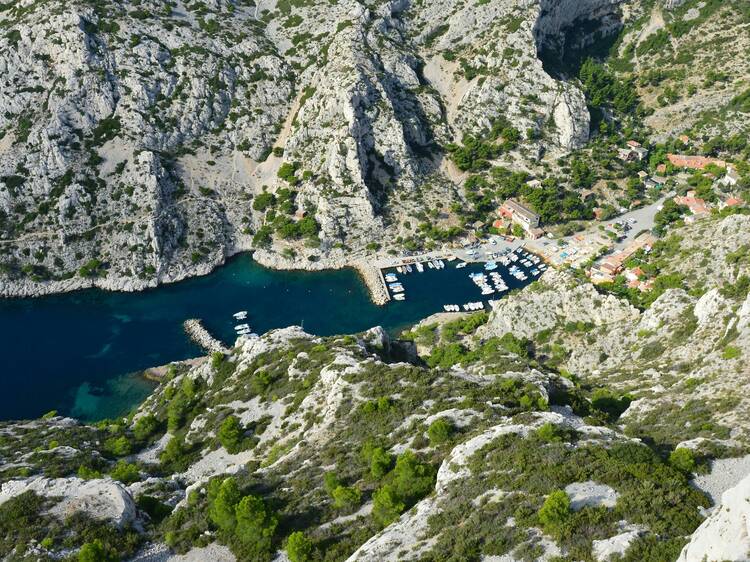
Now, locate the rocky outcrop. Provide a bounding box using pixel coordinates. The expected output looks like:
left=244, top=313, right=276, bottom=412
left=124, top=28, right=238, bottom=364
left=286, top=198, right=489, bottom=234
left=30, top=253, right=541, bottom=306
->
left=478, top=269, right=639, bottom=340
left=678, top=472, right=750, bottom=562
left=0, top=476, right=136, bottom=527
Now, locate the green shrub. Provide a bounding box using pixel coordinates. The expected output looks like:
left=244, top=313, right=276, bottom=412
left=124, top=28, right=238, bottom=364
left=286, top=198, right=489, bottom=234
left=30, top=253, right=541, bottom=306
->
left=218, top=415, right=245, bottom=454
left=208, top=477, right=242, bottom=532
left=234, top=494, right=277, bottom=559
left=331, top=486, right=361, bottom=509
left=277, top=162, right=299, bottom=186
left=722, top=346, right=741, bottom=360
left=370, top=447, right=393, bottom=479
left=109, top=461, right=140, bottom=484
left=78, top=539, right=117, bottom=562
left=538, top=490, right=571, bottom=537
left=427, top=418, right=454, bottom=445
left=372, top=484, right=405, bottom=527
left=104, top=436, right=131, bottom=457
left=133, top=414, right=159, bottom=442
left=535, top=422, right=567, bottom=443
left=286, top=531, right=313, bottom=562
left=253, top=192, right=276, bottom=212
left=668, top=448, right=695, bottom=473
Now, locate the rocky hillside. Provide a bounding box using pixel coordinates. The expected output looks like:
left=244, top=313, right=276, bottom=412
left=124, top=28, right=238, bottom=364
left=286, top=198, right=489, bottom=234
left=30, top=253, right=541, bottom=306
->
left=0, top=323, right=711, bottom=561
left=615, top=0, right=750, bottom=141
left=0, top=0, right=625, bottom=296
left=480, top=214, right=750, bottom=450
left=2, top=229, right=750, bottom=561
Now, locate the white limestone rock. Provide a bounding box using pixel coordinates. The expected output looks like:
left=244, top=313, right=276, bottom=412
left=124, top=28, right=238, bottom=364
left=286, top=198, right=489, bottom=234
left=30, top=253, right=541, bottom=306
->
left=0, top=476, right=136, bottom=528
left=678, top=472, right=750, bottom=562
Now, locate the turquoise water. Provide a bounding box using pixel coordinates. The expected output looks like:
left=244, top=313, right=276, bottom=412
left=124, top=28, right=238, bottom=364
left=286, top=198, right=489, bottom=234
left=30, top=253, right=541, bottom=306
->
left=0, top=254, right=535, bottom=421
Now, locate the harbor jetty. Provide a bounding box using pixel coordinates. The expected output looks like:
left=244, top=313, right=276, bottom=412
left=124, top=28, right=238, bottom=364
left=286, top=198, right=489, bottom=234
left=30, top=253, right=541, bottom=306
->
left=183, top=319, right=231, bottom=354
left=355, top=261, right=390, bottom=305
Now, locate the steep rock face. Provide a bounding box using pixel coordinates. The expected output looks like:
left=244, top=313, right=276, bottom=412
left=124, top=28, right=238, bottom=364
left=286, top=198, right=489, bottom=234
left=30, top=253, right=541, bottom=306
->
left=410, top=0, right=599, bottom=152
left=0, top=0, right=291, bottom=295
left=678, top=472, right=750, bottom=562
left=480, top=263, right=750, bottom=447
left=534, top=0, right=625, bottom=59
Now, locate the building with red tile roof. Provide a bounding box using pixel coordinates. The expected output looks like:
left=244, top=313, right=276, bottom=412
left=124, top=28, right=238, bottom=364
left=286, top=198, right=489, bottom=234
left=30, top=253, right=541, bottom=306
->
left=667, top=154, right=726, bottom=170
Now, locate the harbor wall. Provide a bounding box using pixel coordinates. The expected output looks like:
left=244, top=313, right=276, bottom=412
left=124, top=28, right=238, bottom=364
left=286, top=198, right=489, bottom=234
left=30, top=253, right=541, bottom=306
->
left=354, top=261, right=390, bottom=306
left=183, top=319, right=231, bottom=354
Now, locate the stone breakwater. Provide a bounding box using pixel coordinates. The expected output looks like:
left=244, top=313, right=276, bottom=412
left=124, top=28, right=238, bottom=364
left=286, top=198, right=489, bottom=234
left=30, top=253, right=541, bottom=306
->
left=354, top=262, right=389, bottom=306
left=183, top=319, right=230, bottom=355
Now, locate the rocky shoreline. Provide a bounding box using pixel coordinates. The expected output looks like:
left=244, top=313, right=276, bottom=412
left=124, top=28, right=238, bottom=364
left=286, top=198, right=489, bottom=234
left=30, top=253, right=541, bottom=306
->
left=0, top=248, right=391, bottom=305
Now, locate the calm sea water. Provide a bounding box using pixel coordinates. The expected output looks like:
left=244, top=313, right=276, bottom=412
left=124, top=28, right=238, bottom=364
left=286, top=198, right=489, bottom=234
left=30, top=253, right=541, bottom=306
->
left=0, top=254, right=535, bottom=421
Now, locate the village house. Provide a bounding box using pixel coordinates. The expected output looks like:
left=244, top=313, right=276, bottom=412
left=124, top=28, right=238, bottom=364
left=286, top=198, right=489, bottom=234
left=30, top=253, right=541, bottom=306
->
left=526, top=179, right=542, bottom=189
left=644, top=175, right=667, bottom=190
left=721, top=165, right=741, bottom=188
left=618, top=140, right=649, bottom=162
left=589, top=232, right=656, bottom=283
left=720, top=196, right=744, bottom=210
left=667, top=154, right=727, bottom=170
left=623, top=267, right=653, bottom=292
left=674, top=190, right=711, bottom=222
left=498, top=199, right=543, bottom=239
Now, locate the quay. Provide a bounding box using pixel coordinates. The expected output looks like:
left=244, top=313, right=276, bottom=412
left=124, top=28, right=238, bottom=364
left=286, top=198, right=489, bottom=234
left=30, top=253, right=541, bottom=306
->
left=183, top=319, right=231, bottom=354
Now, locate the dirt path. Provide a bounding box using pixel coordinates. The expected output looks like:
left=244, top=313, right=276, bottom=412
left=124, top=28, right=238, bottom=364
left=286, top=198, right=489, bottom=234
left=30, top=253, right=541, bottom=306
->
left=243, top=90, right=304, bottom=192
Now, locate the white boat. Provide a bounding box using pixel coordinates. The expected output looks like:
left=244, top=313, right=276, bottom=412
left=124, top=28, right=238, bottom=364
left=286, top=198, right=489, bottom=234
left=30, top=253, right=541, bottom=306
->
left=456, top=262, right=467, bottom=269
left=391, top=286, right=405, bottom=293
left=427, top=261, right=434, bottom=269
left=405, top=264, right=413, bottom=273
left=233, top=311, right=248, bottom=319
left=235, top=323, right=250, bottom=331
left=394, top=293, right=406, bottom=301
left=438, top=260, right=445, bottom=268
left=416, top=262, right=424, bottom=273
left=396, top=266, right=404, bottom=273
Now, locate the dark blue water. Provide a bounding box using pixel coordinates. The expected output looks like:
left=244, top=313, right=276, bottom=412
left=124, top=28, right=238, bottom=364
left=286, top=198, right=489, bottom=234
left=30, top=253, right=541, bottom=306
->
left=0, top=254, right=536, bottom=421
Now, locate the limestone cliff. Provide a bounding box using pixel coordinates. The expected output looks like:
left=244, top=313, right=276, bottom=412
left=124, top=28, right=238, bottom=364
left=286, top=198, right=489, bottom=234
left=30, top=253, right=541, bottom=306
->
left=0, top=0, right=618, bottom=296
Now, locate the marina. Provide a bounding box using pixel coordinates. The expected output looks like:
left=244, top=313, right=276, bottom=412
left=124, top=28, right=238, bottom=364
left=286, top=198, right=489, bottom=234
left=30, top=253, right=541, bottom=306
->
left=377, top=245, right=544, bottom=313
